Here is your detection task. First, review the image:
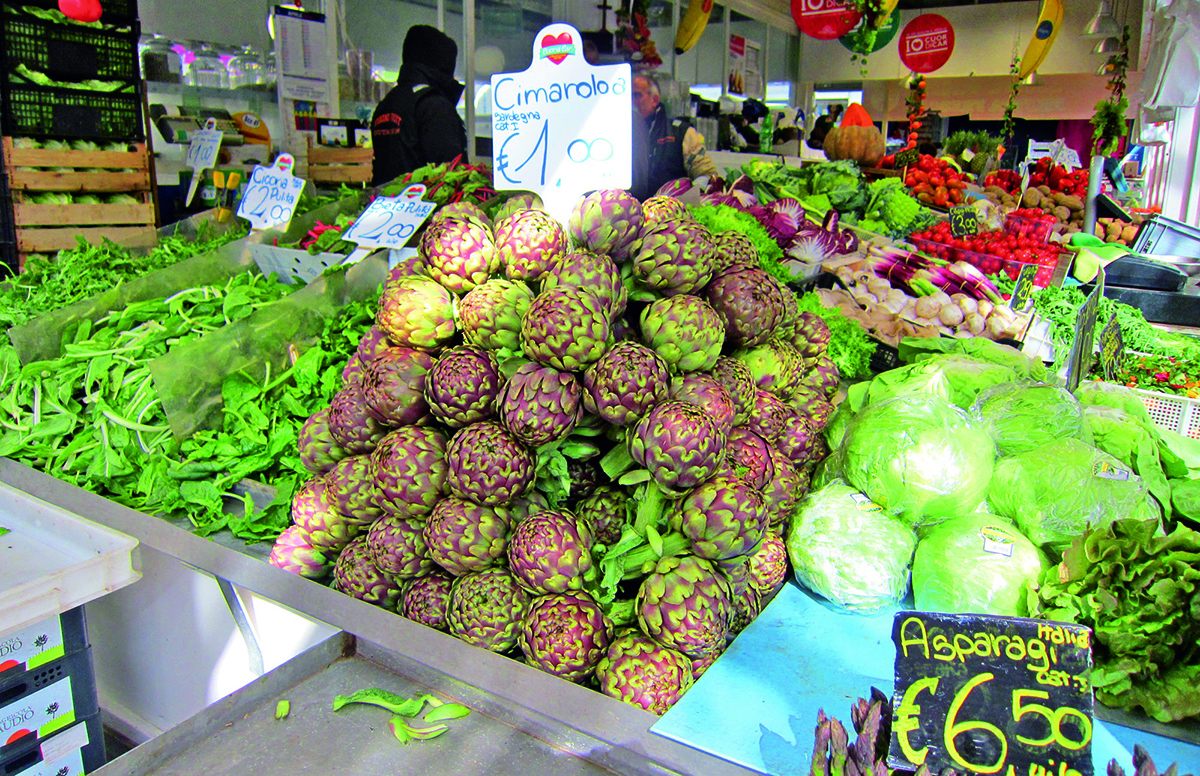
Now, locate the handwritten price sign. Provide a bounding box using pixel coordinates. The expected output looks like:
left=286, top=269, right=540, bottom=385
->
left=340, top=185, right=436, bottom=263
left=1010, top=264, right=1037, bottom=312
left=490, top=23, right=632, bottom=224
left=237, top=154, right=306, bottom=231
left=183, top=117, right=223, bottom=207
left=949, top=205, right=979, bottom=237
left=889, top=611, right=1094, bottom=776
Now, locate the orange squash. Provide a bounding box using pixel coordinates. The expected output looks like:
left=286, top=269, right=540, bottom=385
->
left=824, top=103, right=886, bottom=167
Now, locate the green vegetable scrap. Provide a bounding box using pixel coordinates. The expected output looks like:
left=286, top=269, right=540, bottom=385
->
left=795, top=293, right=876, bottom=381
left=1031, top=518, right=1200, bottom=723
left=274, top=700, right=290, bottom=720
left=332, top=687, right=471, bottom=746
left=0, top=526, right=8, bottom=538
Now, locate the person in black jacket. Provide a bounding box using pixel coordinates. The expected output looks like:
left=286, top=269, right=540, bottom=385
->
left=630, top=72, right=717, bottom=200
left=370, top=25, right=466, bottom=185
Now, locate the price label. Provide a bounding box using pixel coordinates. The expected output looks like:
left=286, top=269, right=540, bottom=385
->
left=889, top=611, right=1094, bottom=776
left=340, top=185, right=436, bottom=262
left=490, top=23, right=632, bottom=223
left=949, top=205, right=979, bottom=237
left=1065, top=272, right=1103, bottom=391
left=237, top=154, right=306, bottom=231
left=895, top=146, right=920, bottom=169
left=1010, top=264, right=1037, bottom=312
left=1099, top=315, right=1123, bottom=382
left=184, top=118, right=223, bottom=207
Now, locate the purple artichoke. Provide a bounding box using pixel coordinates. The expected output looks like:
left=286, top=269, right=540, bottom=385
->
left=629, top=401, right=725, bottom=494
left=803, top=355, right=841, bottom=400
left=356, top=326, right=392, bottom=365
left=762, top=449, right=804, bottom=530
left=376, top=275, right=457, bottom=349
left=268, top=526, right=330, bottom=580
left=793, top=312, right=832, bottom=358
left=733, top=341, right=803, bottom=398
left=366, top=513, right=434, bottom=579
left=711, top=230, right=759, bottom=274
left=445, top=421, right=536, bottom=506
left=327, top=383, right=386, bottom=455
left=423, top=496, right=511, bottom=576
left=341, top=355, right=365, bottom=386
left=372, top=426, right=448, bottom=519
left=298, top=407, right=348, bottom=475
left=422, top=215, right=498, bottom=294
left=640, top=195, right=690, bottom=226
left=291, top=476, right=362, bottom=554
left=638, top=295, right=725, bottom=374
left=458, top=278, right=535, bottom=353
left=521, top=286, right=611, bottom=372
left=424, top=345, right=503, bottom=429
left=567, top=189, right=643, bottom=259
left=670, top=473, right=768, bottom=561
left=430, top=200, right=490, bottom=227
left=776, top=414, right=817, bottom=465
left=400, top=571, right=455, bottom=630
left=324, top=454, right=383, bottom=527
left=711, top=357, right=756, bottom=425
left=747, top=389, right=795, bottom=443
left=493, top=193, right=544, bottom=222
left=746, top=532, right=788, bottom=599
left=494, top=209, right=567, bottom=283
left=637, top=554, right=732, bottom=659
left=541, top=251, right=628, bottom=319
left=520, top=592, right=613, bottom=682
left=581, top=341, right=670, bottom=426
left=595, top=630, right=694, bottom=715
left=574, top=485, right=629, bottom=546
left=691, top=648, right=724, bottom=679
left=446, top=567, right=531, bottom=652
left=333, top=537, right=403, bottom=609
left=722, top=427, right=773, bottom=489
left=507, top=509, right=594, bottom=594
left=566, top=458, right=603, bottom=500
left=728, top=579, right=762, bottom=635
left=669, top=373, right=736, bottom=438
left=361, top=347, right=436, bottom=427
left=631, top=220, right=716, bottom=296
left=497, top=362, right=583, bottom=447
left=705, top=267, right=788, bottom=348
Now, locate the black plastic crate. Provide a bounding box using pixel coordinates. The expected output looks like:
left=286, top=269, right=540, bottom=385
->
left=0, top=713, right=104, bottom=776
left=6, top=0, right=138, bottom=27
left=0, top=12, right=140, bottom=82
left=0, top=609, right=89, bottom=679
left=0, top=648, right=98, bottom=757
left=0, top=81, right=143, bottom=141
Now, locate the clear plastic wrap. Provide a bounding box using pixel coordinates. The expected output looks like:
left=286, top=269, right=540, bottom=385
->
left=785, top=480, right=916, bottom=612
left=973, top=382, right=1088, bottom=456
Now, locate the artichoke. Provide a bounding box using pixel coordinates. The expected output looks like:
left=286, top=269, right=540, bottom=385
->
left=291, top=477, right=362, bottom=554
left=670, top=473, right=769, bottom=561
left=803, top=355, right=841, bottom=400
left=424, top=345, right=502, bottom=429
left=422, top=215, right=498, bottom=294
left=746, top=531, right=788, bottom=599
left=423, top=496, right=511, bottom=576
left=457, top=280, right=532, bottom=354
left=446, top=567, right=531, bottom=652
left=637, top=554, right=732, bottom=659
left=497, top=362, right=583, bottom=447
left=728, top=579, right=761, bottom=635
left=574, top=485, right=629, bottom=546
left=566, top=458, right=603, bottom=500
left=521, top=286, right=611, bottom=372
left=640, top=195, right=689, bottom=226
left=372, top=426, right=448, bottom=519
left=722, top=427, right=773, bottom=489
left=507, top=509, right=594, bottom=594
left=446, top=421, right=536, bottom=506
left=669, top=373, right=735, bottom=438
left=541, top=251, right=627, bottom=319
left=710, top=230, right=759, bottom=274
left=324, top=454, right=383, bottom=527
left=341, top=354, right=365, bottom=386
left=631, top=220, right=715, bottom=296
left=366, top=513, right=434, bottom=579
left=581, top=341, right=670, bottom=426
left=793, top=312, right=831, bottom=359
left=733, top=341, right=802, bottom=398
left=376, top=275, right=457, bottom=349
left=356, top=326, right=392, bottom=365
left=327, top=383, right=386, bottom=455
left=776, top=414, right=817, bottom=465
left=493, top=192, right=543, bottom=222
left=638, top=295, right=724, bottom=374
left=494, top=209, right=567, bottom=283
left=520, top=592, right=613, bottom=682
left=705, top=267, right=787, bottom=348
left=430, top=200, right=490, bottom=227
left=268, top=526, right=330, bottom=580
left=747, top=389, right=795, bottom=443
left=691, top=648, right=724, bottom=679
left=333, top=536, right=402, bottom=609
left=400, top=571, right=455, bottom=630
left=361, top=347, right=436, bottom=427
left=502, top=490, right=550, bottom=525
left=711, top=357, right=756, bottom=426
left=629, top=401, right=725, bottom=494
left=595, top=630, right=694, bottom=715
left=298, top=407, right=347, bottom=475
left=567, top=189, right=643, bottom=259
left=762, top=449, right=804, bottom=530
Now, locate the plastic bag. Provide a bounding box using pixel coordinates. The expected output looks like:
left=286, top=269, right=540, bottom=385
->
left=897, top=336, right=1048, bottom=381
left=785, top=480, right=916, bottom=612
left=911, top=513, right=1047, bottom=617
left=845, top=354, right=1017, bottom=413
left=988, top=438, right=1160, bottom=549
left=973, top=382, right=1088, bottom=456
left=1084, top=404, right=1172, bottom=513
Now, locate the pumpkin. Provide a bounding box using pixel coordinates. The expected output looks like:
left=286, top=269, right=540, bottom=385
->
left=823, top=103, right=886, bottom=168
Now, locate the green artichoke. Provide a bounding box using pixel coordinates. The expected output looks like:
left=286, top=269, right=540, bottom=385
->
left=521, top=286, right=611, bottom=372
left=422, top=215, right=498, bottom=294
left=446, top=567, right=531, bottom=652
left=631, top=220, right=715, bottom=296
left=506, top=509, right=594, bottom=594
left=424, top=345, right=502, bottom=429
left=705, top=267, right=787, bottom=348
left=567, top=189, right=643, bottom=259
left=520, top=592, right=613, bottom=682
left=776, top=414, right=818, bottom=466
left=595, top=630, right=694, bottom=715
left=446, top=421, right=536, bottom=506
left=574, top=485, right=629, bottom=545
left=711, top=357, right=756, bottom=426
left=493, top=192, right=543, bottom=222
left=746, top=531, right=788, bottom=599
left=298, top=407, right=347, bottom=475
left=637, top=554, right=732, bottom=659
left=501, top=490, right=550, bottom=525
left=734, top=340, right=803, bottom=398
left=366, top=513, right=434, bottom=579
left=710, top=230, right=759, bottom=274
left=493, top=209, right=566, bottom=282
left=498, top=362, right=583, bottom=447
left=327, top=383, right=386, bottom=455
left=333, top=536, right=402, bottom=609
left=362, top=347, right=436, bottom=427
left=376, top=275, right=457, bottom=349
left=268, top=526, right=330, bottom=580
left=802, top=355, right=841, bottom=400
left=399, top=571, right=454, bottom=630
left=669, top=373, right=736, bottom=438
left=458, top=278, right=535, bottom=354
left=291, top=476, right=362, bottom=555
left=581, top=341, right=670, bottom=426
left=670, top=472, right=768, bottom=561
left=423, top=496, right=511, bottom=576
left=640, top=195, right=689, bottom=226
left=639, top=294, right=724, bottom=374
left=372, top=426, right=448, bottom=519
left=324, top=454, right=384, bottom=527
left=541, top=250, right=627, bottom=319
left=629, top=401, right=725, bottom=494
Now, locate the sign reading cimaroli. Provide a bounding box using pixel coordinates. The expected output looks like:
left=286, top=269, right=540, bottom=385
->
left=490, top=23, right=632, bottom=224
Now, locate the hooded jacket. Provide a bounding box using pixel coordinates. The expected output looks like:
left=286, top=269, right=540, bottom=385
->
left=371, top=26, right=467, bottom=185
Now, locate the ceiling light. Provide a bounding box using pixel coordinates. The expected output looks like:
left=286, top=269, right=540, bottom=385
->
left=1084, top=1, right=1121, bottom=39
left=1094, top=37, right=1122, bottom=55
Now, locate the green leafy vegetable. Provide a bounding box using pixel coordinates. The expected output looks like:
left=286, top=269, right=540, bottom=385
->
left=973, top=382, right=1088, bottom=456
left=687, top=202, right=786, bottom=284
left=795, top=292, right=876, bottom=380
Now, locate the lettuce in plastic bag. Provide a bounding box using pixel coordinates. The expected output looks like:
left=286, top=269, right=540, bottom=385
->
left=973, top=382, right=1088, bottom=456
left=785, top=480, right=916, bottom=612
left=912, top=513, right=1047, bottom=617
left=1085, top=404, right=1172, bottom=513
left=989, top=438, right=1159, bottom=549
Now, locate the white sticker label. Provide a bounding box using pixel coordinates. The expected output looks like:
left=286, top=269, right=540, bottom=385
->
left=237, top=154, right=306, bottom=231
left=1094, top=461, right=1132, bottom=481
left=980, top=526, right=1015, bottom=557
left=849, top=492, right=883, bottom=513
left=38, top=720, right=90, bottom=765
left=340, top=186, right=437, bottom=251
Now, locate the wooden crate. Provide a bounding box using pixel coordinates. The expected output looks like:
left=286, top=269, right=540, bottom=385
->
left=306, top=138, right=373, bottom=185
left=2, top=136, right=158, bottom=258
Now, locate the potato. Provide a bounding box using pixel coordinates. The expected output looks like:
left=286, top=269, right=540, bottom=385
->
left=1052, top=205, right=1072, bottom=222
left=1037, top=185, right=1053, bottom=196
left=1121, top=225, right=1138, bottom=243
left=1058, top=194, right=1084, bottom=211
left=1021, top=188, right=1043, bottom=208
left=1095, top=224, right=1106, bottom=239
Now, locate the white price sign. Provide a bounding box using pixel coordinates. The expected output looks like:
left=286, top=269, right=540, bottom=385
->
left=184, top=118, right=224, bottom=206
left=237, top=153, right=306, bottom=230
left=339, top=185, right=437, bottom=265
left=490, top=23, right=632, bottom=224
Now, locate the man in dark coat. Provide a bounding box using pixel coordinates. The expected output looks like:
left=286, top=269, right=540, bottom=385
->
left=370, top=25, right=467, bottom=185
left=630, top=72, right=717, bottom=200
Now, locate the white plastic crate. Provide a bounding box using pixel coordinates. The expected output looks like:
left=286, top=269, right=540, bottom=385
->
left=1134, top=387, right=1200, bottom=439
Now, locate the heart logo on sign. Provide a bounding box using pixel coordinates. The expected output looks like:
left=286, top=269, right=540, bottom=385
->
left=540, top=33, right=575, bottom=65
left=402, top=184, right=427, bottom=199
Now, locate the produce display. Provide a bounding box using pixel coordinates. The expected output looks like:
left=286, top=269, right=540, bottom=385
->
left=898, top=154, right=967, bottom=208
left=909, top=218, right=1065, bottom=286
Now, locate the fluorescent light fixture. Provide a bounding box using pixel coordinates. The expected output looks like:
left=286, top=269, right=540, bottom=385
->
left=1084, top=1, right=1121, bottom=39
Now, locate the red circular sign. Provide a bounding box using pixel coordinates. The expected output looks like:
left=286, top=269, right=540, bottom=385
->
left=899, top=14, right=955, bottom=73
left=791, top=0, right=862, bottom=41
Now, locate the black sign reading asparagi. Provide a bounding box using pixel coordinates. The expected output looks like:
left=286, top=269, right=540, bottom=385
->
left=888, top=611, right=1094, bottom=776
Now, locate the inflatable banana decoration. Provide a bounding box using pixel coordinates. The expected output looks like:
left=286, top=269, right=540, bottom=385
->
left=675, top=0, right=714, bottom=55
left=870, top=0, right=901, bottom=30
left=1016, top=0, right=1064, bottom=79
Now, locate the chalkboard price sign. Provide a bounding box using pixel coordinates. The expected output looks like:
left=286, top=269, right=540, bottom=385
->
left=889, top=611, right=1094, bottom=776
left=1065, top=274, right=1104, bottom=392
left=1010, top=264, right=1037, bottom=312
left=949, top=205, right=979, bottom=237
left=895, top=147, right=920, bottom=169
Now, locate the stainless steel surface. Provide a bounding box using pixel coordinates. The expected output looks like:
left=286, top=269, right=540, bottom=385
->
left=1147, top=254, right=1200, bottom=277
left=0, top=461, right=756, bottom=776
